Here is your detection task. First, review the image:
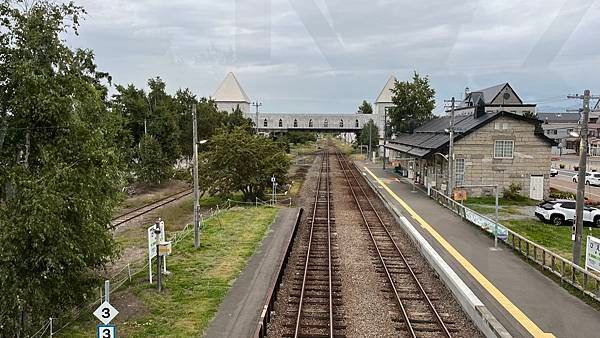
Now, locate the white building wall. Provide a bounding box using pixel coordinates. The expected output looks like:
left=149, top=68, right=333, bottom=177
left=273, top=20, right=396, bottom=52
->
left=216, top=101, right=250, bottom=114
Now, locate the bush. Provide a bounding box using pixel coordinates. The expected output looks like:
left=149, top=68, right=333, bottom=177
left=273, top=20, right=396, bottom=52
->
left=559, top=164, right=565, bottom=169
left=502, top=182, right=522, bottom=200
left=549, top=187, right=575, bottom=200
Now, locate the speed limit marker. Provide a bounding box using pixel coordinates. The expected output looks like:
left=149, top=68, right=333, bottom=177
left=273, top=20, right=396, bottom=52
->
left=97, top=324, right=117, bottom=338
left=93, top=301, right=119, bottom=325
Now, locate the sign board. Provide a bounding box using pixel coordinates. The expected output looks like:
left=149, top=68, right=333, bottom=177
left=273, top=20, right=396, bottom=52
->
left=158, top=241, right=172, bottom=256
left=585, top=236, right=600, bottom=273
left=453, top=189, right=467, bottom=201
left=93, top=301, right=119, bottom=325
left=147, top=221, right=167, bottom=283
left=97, top=324, right=117, bottom=338
left=464, top=209, right=508, bottom=240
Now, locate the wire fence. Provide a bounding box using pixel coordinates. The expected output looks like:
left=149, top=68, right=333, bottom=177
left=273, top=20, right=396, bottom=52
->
left=428, top=186, right=600, bottom=302
left=30, top=197, right=289, bottom=337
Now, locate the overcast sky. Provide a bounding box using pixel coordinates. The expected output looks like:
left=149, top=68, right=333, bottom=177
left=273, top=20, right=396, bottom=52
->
left=67, top=0, right=600, bottom=114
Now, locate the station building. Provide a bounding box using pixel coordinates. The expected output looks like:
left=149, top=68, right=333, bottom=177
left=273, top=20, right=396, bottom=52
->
left=386, top=84, right=555, bottom=200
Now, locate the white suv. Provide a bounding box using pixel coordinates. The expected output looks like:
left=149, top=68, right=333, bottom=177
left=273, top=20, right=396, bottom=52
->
left=572, top=172, right=600, bottom=186
left=535, top=200, right=600, bottom=226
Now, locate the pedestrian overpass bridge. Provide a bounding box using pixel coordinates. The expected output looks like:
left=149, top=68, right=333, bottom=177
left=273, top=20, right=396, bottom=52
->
left=251, top=112, right=374, bottom=133
left=213, top=72, right=398, bottom=137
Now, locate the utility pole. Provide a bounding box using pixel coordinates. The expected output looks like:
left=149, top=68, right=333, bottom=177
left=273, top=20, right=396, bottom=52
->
left=192, top=104, right=200, bottom=249
left=568, top=90, right=600, bottom=266
left=444, top=97, right=456, bottom=196
left=368, top=119, right=372, bottom=161
left=383, top=108, right=389, bottom=170
left=252, top=101, right=262, bottom=134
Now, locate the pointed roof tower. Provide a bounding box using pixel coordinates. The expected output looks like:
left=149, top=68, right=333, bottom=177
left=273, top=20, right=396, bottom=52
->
left=375, top=75, right=397, bottom=103
left=213, top=72, right=250, bottom=103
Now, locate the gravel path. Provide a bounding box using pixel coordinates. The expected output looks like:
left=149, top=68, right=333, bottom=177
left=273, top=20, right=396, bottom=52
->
left=331, top=154, right=399, bottom=337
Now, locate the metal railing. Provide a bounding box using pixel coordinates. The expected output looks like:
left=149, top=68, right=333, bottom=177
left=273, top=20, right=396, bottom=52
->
left=428, top=187, right=600, bottom=302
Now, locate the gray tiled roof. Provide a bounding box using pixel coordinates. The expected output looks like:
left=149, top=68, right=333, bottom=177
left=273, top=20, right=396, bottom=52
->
left=538, top=112, right=580, bottom=123
left=386, top=111, right=551, bottom=158
left=460, top=83, right=508, bottom=107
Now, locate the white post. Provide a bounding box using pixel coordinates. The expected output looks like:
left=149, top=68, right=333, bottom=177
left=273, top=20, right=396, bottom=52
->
left=104, top=280, right=110, bottom=303
left=49, top=317, right=53, bottom=337
left=495, top=186, right=499, bottom=249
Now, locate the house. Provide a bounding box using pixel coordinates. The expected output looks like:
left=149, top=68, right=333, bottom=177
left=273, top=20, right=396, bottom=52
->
left=213, top=72, right=251, bottom=113
left=538, top=112, right=580, bottom=155
left=449, top=83, right=536, bottom=117
left=385, top=109, right=555, bottom=200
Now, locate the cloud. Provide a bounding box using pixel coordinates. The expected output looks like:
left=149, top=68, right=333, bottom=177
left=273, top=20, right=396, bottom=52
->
left=65, top=0, right=600, bottom=113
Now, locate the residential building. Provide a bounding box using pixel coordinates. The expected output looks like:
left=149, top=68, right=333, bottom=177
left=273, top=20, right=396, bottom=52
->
left=449, top=83, right=536, bottom=117
left=538, top=112, right=580, bottom=155
left=385, top=108, right=555, bottom=200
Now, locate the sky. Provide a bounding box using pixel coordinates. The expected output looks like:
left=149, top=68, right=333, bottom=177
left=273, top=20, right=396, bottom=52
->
left=66, top=0, right=600, bottom=114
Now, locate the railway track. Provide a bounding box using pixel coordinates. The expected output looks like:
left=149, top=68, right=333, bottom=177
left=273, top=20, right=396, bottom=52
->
left=335, top=151, right=453, bottom=337
left=287, top=150, right=345, bottom=337
left=110, top=188, right=193, bottom=229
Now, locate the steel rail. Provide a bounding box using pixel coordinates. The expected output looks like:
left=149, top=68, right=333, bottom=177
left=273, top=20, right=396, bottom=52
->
left=335, top=151, right=451, bottom=337
left=110, top=189, right=193, bottom=229
left=293, top=150, right=334, bottom=337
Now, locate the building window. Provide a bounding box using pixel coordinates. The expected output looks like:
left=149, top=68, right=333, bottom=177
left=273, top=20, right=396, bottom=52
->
left=324, top=119, right=328, bottom=127
left=278, top=119, right=283, bottom=127
left=293, top=119, right=298, bottom=127
left=309, top=119, right=313, bottom=128
left=355, top=119, right=359, bottom=128
left=494, top=140, right=514, bottom=159
left=455, top=158, right=465, bottom=186
left=553, top=130, right=558, bottom=135
left=339, top=119, right=344, bottom=127
left=263, top=119, right=268, bottom=127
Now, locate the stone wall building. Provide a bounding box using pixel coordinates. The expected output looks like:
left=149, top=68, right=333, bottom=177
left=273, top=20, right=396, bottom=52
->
left=385, top=110, right=555, bottom=200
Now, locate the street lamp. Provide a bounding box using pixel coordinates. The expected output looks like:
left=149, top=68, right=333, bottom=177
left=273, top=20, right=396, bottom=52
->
left=192, top=132, right=208, bottom=249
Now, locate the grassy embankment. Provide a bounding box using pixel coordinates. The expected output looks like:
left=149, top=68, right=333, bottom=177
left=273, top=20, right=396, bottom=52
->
left=61, top=206, right=277, bottom=337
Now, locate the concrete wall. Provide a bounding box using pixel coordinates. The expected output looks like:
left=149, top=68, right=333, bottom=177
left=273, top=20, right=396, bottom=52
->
left=216, top=101, right=250, bottom=113
left=454, top=116, right=552, bottom=199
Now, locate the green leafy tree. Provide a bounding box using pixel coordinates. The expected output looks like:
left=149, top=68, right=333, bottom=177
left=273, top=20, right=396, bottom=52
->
left=390, top=72, right=436, bottom=133
left=137, top=135, right=170, bottom=185
left=173, top=88, right=198, bottom=160
left=523, top=111, right=538, bottom=119
left=225, top=105, right=255, bottom=133
left=358, top=100, right=373, bottom=114
left=147, top=77, right=180, bottom=165
left=0, top=1, right=123, bottom=334
left=206, top=128, right=290, bottom=201
left=357, top=119, right=379, bottom=153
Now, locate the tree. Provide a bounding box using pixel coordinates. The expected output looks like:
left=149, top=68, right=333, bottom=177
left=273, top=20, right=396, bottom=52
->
left=173, top=88, right=198, bottom=160
left=357, top=119, right=379, bottom=153
left=389, top=72, right=436, bottom=133
left=0, top=1, right=123, bottom=335
left=147, top=77, right=180, bottom=165
left=225, top=105, right=255, bottom=133
left=358, top=100, right=373, bottom=114
left=523, top=111, right=538, bottom=119
left=137, top=135, right=170, bottom=185
left=205, top=127, right=290, bottom=201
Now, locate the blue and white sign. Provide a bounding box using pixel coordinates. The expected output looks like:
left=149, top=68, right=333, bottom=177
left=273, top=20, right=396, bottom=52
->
left=464, top=209, right=508, bottom=240
left=97, top=324, right=117, bottom=338
left=585, top=236, right=600, bottom=273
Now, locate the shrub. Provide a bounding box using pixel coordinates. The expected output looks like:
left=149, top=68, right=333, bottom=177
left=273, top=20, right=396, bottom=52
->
left=502, top=182, right=522, bottom=200
left=559, top=164, right=565, bottom=169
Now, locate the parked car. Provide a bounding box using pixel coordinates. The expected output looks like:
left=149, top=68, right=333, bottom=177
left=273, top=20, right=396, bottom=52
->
left=550, top=168, right=558, bottom=177
left=535, top=200, right=600, bottom=226
left=571, top=172, right=600, bottom=185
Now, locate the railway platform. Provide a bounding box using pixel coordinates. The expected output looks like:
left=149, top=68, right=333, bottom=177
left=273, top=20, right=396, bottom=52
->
left=358, top=161, right=600, bottom=338
left=203, top=207, right=301, bottom=338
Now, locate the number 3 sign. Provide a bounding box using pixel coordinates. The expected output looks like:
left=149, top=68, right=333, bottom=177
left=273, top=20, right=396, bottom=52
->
left=97, top=324, right=116, bottom=338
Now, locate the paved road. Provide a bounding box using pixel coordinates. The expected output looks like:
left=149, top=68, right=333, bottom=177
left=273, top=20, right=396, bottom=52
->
left=551, top=170, right=600, bottom=200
